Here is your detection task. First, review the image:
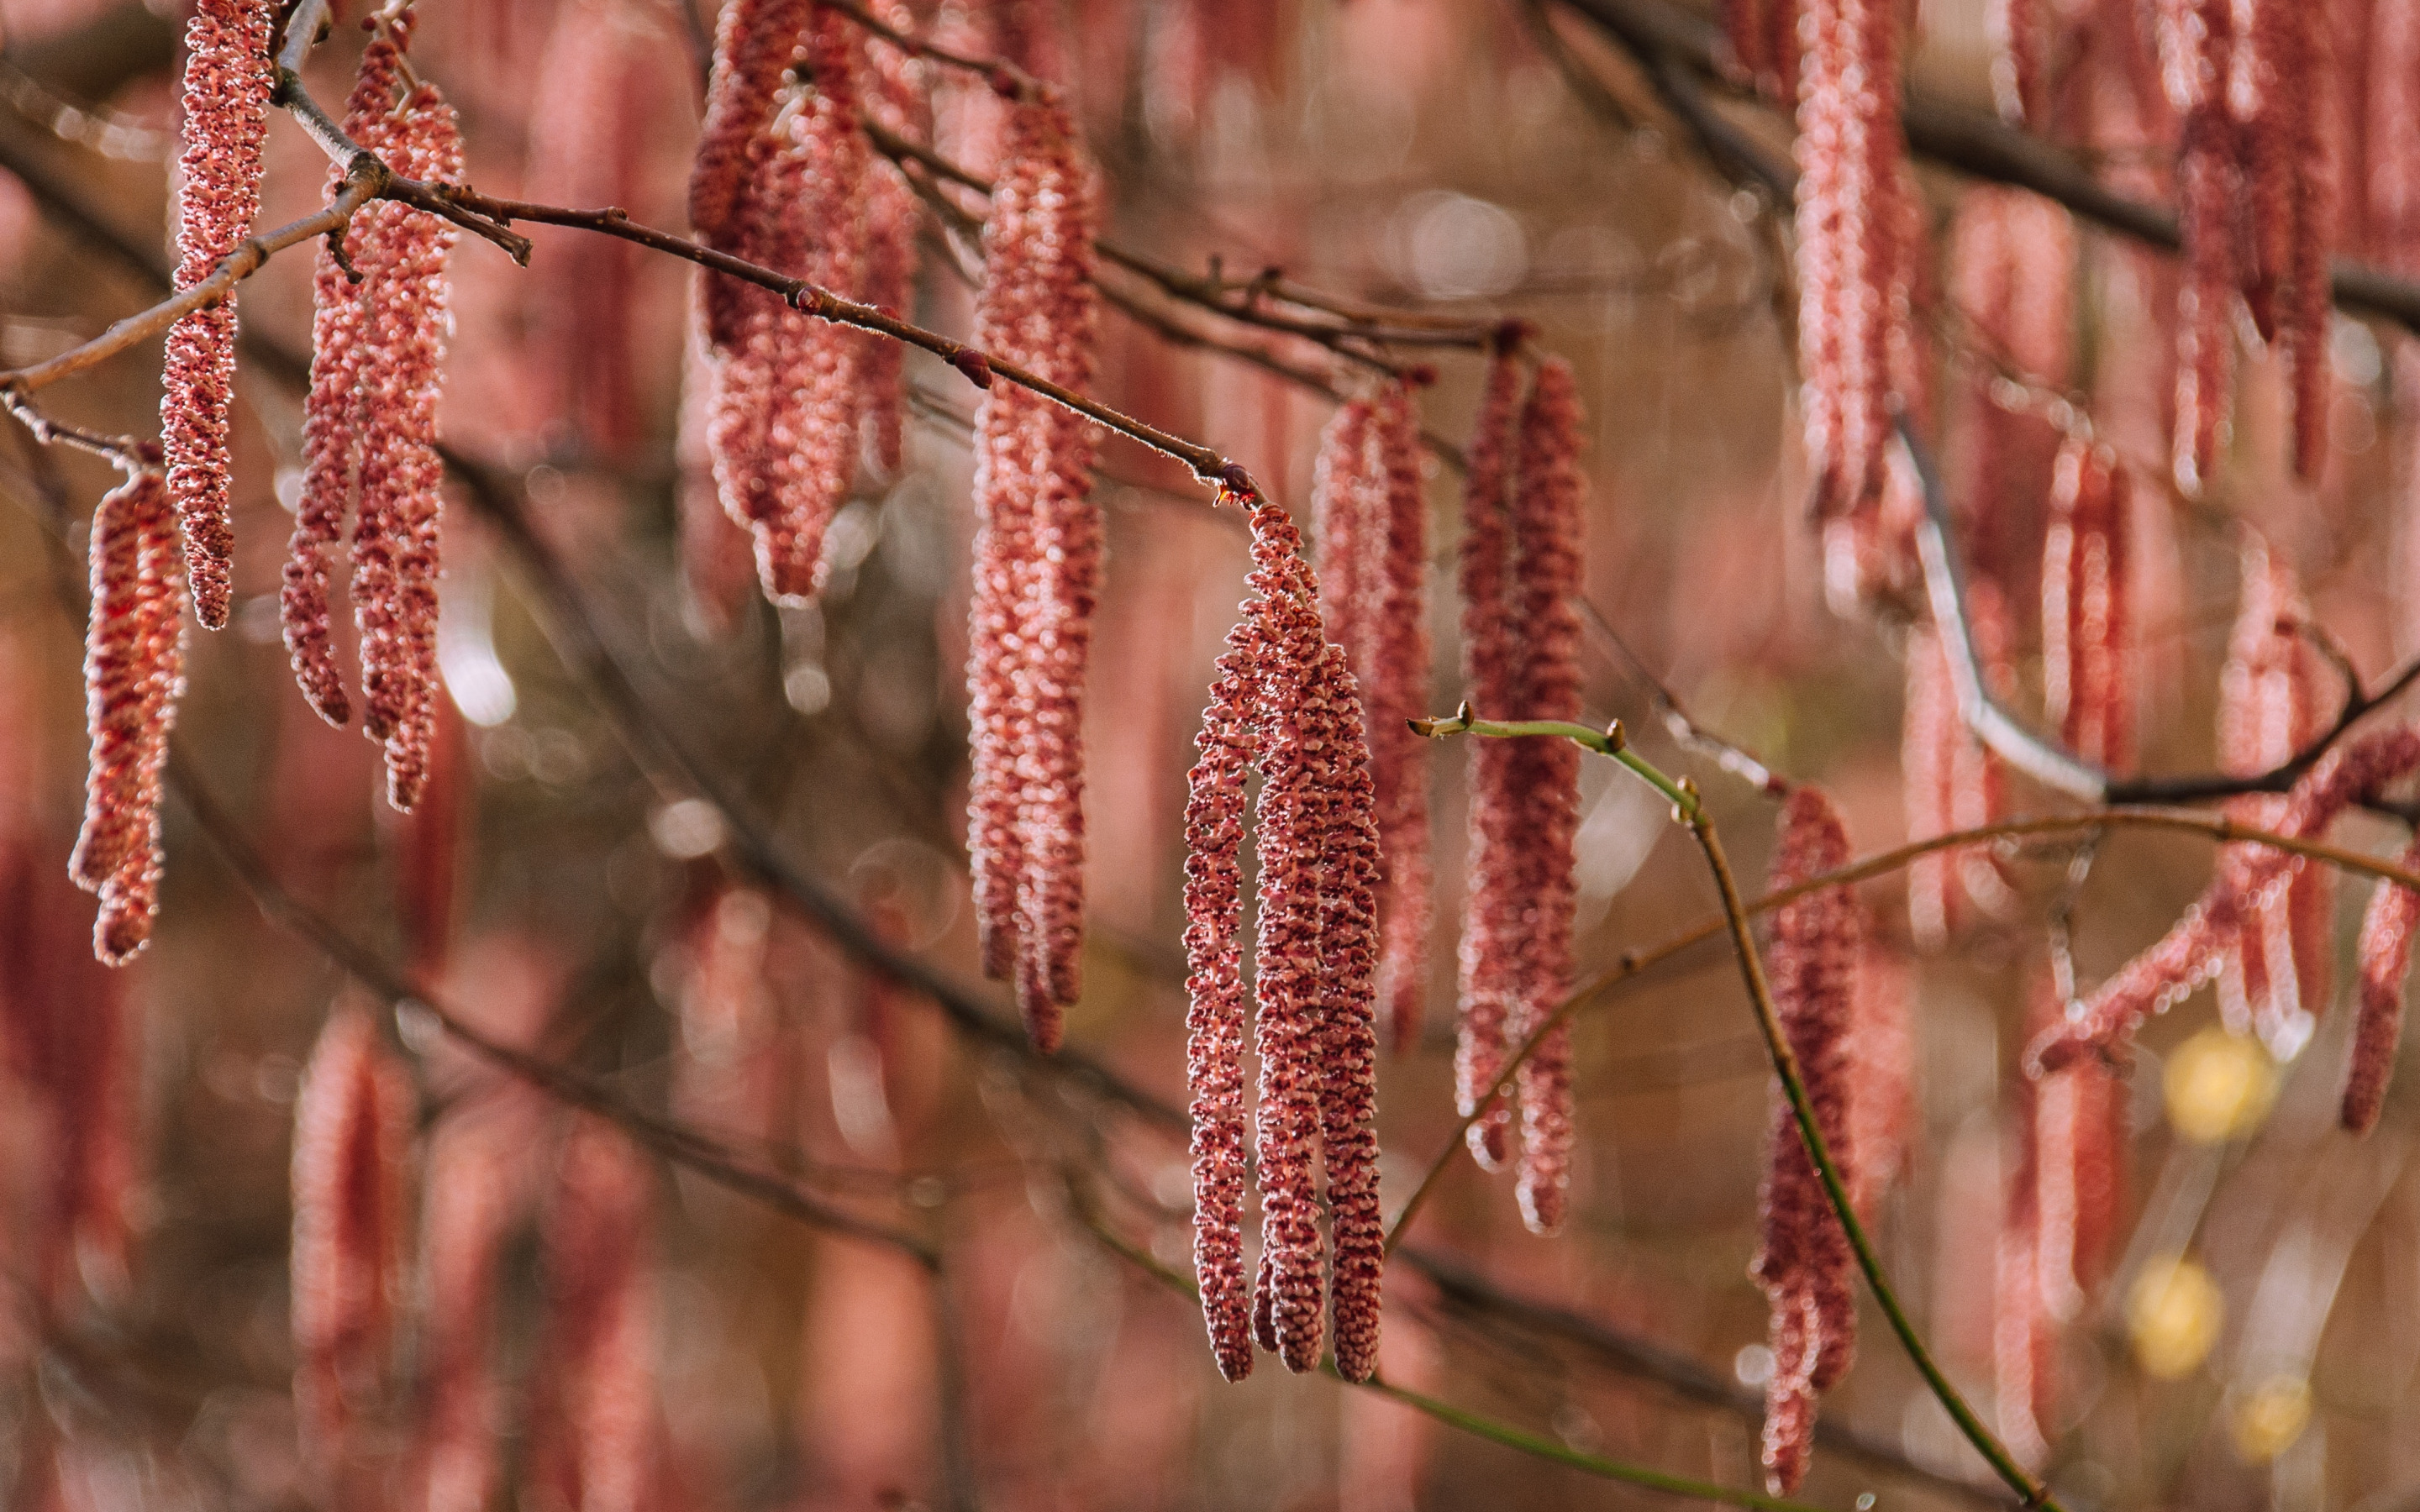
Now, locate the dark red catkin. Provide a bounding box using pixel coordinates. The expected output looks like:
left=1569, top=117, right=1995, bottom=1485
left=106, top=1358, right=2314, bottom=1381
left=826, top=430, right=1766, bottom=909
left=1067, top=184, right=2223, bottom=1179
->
left=1753, top=785, right=1861, bottom=1496
left=2041, top=438, right=2134, bottom=771
left=2030, top=724, right=2420, bottom=1074
left=291, top=1003, right=415, bottom=1489
left=961, top=89, right=1102, bottom=1048
left=1454, top=344, right=1528, bottom=1170
left=160, top=0, right=272, bottom=631
left=1183, top=482, right=1383, bottom=1383
left=690, top=0, right=810, bottom=318
left=70, top=471, right=186, bottom=964
left=2228, top=0, right=2333, bottom=480
left=2344, top=843, right=2420, bottom=1133
left=1506, top=357, right=1586, bottom=1236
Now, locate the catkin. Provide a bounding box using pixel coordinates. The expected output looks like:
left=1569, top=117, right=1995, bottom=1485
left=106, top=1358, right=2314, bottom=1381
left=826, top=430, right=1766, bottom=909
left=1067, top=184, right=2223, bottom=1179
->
left=1454, top=344, right=1528, bottom=1170
left=71, top=472, right=186, bottom=964
left=291, top=1005, right=416, bottom=1487
left=2345, top=846, right=2420, bottom=1133
left=1183, top=481, right=1384, bottom=1383
left=1753, top=786, right=1861, bottom=1495
left=962, top=90, right=1103, bottom=1048
left=160, top=0, right=273, bottom=630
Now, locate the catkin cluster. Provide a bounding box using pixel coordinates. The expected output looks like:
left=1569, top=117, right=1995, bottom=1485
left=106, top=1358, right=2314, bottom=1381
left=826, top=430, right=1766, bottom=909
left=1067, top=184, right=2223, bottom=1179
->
left=287, top=19, right=465, bottom=813
left=1453, top=347, right=1589, bottom=1235
left=1184, top=482, right=1383, bottom=1385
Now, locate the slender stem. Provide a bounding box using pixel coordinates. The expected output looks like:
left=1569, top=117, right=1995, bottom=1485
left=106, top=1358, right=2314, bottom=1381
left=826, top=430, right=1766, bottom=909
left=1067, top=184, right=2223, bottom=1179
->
left=1685, top=816, right=2057, bottom=1509
left=1359, top=1374, right=1833, bottom=1512
left=1413, top=718, right=2060, bottom=1505
left=0, top=170, right=378, bottom=396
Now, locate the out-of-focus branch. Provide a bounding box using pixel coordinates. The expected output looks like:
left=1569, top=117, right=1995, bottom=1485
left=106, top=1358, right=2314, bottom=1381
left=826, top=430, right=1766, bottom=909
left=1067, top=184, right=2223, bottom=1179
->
left=1547, top=0, right=2420, bottom=336
left=1899, top=419, right=2420, bottom=806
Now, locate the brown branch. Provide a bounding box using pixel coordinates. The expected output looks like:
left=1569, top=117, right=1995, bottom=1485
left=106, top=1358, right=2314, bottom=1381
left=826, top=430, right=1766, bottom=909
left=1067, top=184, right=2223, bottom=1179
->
left=0, top=166, right=380, bottom=397
left=0, top=390, right=160, bottom=471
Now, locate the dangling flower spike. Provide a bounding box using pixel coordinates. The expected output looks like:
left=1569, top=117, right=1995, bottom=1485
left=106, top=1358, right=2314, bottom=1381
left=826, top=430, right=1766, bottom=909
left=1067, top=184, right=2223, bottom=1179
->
left=285, top=15, right=464, bottom=813
left=961, top=87, right=1103, bottom=1049
left=1753, top=785, right=1861, bottom=1495
left=71, top=469, right=187, bottom=963
left=1183, top=478, right=1381, bottom=1383
left=160, top=0, right=273, bottom=631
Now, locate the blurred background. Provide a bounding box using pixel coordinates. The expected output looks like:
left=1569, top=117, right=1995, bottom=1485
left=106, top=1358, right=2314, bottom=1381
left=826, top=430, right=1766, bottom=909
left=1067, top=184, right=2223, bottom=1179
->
left=2, top=0, right=2418, bottom=1508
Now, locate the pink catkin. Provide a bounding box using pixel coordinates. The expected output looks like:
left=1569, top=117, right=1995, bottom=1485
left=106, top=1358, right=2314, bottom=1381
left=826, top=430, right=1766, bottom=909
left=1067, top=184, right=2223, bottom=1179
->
left=2164, top=0, right=2237, bottom=496
left=291, top=1004, right=416, bottom=1488
left=353, top=83, right=462, bottom=813
left=859, top=3, right=928, bottom=477
left=959, top=92, right=1102, bottom=1046
left=1795, top=0, right=1905, bottom=519
left=1753, top=786, right=1860, bottom=1495
left=689, top=0, right=809, bottom=287
left=1843, top=940, right=1913, bottom=1221
left=70, top=473, right=187, bottom=964
left=160, top=0, right=272, bottom=631
left=1005, top=97, right=1105, bottom=1035
left=1182, top=617, right=1258, bottom=1380
left=402, top=1110, right=520, bottom=1512
left=525, top=1122, right=659, bottom=1512
left=284, top=34, right=411, bottom=730
left=1369, top=385, right=1435, bottom=1055
left=1454, top=347, right=1528, bottom=1170
left=2030, top=724, right=2420, bottom=1074
left=1902, top=585, right=2017, bottom=951
left=1507, top=358, right=1586, bottom=1236
left=2344, top=844, right=2420, bottom=1133
left=2214, top=537, right=2331, bottom=1054
left=2041, top=438, right=2135, bottom=770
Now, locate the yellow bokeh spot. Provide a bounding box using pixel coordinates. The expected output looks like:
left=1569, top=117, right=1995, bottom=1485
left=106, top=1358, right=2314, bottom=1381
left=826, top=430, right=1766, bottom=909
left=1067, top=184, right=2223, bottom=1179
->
left=2163, top=1028, right=2278, bottom=1143
left=2127, top=1255, right=2224, bottom=1380
left=2229, top=1375, right=2312, bottom=1463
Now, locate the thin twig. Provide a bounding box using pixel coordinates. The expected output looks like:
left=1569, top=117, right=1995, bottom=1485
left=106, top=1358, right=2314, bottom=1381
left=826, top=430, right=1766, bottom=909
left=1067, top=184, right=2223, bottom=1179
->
left=1417, top=715, right=2064, bottom=1509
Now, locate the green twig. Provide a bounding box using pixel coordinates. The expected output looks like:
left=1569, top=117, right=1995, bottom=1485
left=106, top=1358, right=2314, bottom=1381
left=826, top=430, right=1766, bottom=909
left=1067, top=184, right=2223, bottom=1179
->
left=1418, top=716, right=2062, bottom=1509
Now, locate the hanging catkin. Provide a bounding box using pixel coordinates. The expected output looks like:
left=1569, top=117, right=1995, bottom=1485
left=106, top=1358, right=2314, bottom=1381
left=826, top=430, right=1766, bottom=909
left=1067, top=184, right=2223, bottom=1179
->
left=1183, top=480, right=1382, bottom=1383
left=1454, top=342, right=1528, bottom=1170
left=962, top=88, right=1103, bottom=1049
left=1794, top=0, right=1907, bottom=521
left=286, top=21, right=462, bottom=814
left=1369, top=382, right=1436, bottom=1054
left=160, top=0, right=272, bottom=631
left=2030, top=725, right=2420, bottom=1074
left=706, top=9, right=871, bottom=604
left=1311, top=385, right=1434, bottom=1054
left=71, top=471, right=187, bottom=964
left=2041, top=439, right=2135, bottom=771
left=291, top=1004, right=416, bottom=1488
left=2346, top=847, right=2420, bottom=1133
left=1753, top=786, right=1861, bottom=1496
left=524, top=1121, right=660, bottom=1512
left=1505, top=357, right=1586, bottom=1236
left=860, top=3, right=929, bottom=477
left=2215, top=536, right=2333, bottom=1058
